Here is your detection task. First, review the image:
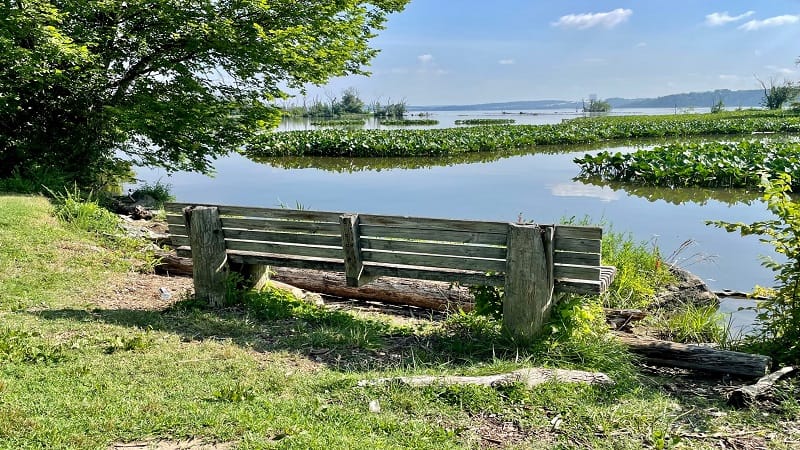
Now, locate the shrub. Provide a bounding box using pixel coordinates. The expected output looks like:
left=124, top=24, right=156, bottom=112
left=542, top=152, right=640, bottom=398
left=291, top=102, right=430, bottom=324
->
left=708, top=173, right=800, bottom=364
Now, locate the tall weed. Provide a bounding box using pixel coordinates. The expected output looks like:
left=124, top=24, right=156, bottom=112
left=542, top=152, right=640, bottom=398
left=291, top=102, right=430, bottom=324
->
left=709, top=173, right=800, bottom=364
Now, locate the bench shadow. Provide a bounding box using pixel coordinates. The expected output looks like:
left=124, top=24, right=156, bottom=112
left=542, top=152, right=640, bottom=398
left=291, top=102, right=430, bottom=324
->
left=29, top=294, right=525, bottom=373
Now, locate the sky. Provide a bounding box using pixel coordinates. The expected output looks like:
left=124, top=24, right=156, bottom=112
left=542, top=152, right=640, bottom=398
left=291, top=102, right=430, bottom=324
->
left=296, top=0, right=800, bottom=106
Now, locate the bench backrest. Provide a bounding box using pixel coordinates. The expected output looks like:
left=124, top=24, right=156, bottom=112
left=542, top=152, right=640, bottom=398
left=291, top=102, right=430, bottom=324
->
left=165, top=203, right=612, bottom=295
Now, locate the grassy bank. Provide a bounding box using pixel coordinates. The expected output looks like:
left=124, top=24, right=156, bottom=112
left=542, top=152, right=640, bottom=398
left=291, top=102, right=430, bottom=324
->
left=248, top=110, right=800, bottom=158
left=1, top=195, right=798, bottom=448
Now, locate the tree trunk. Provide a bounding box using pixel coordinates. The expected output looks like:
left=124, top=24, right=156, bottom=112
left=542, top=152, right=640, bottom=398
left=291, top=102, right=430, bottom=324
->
left=614, top=332, right=771, bottom=378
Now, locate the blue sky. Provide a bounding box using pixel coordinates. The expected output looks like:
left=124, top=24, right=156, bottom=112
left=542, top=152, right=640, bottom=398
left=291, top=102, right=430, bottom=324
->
left=297, top=1, right=800, bottom=106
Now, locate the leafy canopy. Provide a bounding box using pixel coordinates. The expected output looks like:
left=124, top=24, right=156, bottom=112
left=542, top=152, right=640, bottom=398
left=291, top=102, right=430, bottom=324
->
left=0, top=0, right=408, bottom=185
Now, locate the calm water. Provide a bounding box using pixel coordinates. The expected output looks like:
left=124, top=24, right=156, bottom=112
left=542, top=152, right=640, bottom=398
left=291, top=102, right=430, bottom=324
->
left=280, top=108, right=710, bottom=131
left=134, top=146, right=776, bottom=294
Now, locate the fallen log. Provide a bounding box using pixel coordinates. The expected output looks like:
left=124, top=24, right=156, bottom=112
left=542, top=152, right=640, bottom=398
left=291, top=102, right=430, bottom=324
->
left=614, top=332, right=771, bottom=379
left=154, top=250, right=193, bottom=277
left=357, top=368, right=614, bottom=389
left=153, top=254, right=474, bottom=311
left=269, top=267, right=474, bottom=312
left=728, top=366, right=796, bottom=407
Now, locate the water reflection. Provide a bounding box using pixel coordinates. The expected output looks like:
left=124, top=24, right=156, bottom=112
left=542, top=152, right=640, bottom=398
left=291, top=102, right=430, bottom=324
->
left=575, top=177, right=763, bottom=206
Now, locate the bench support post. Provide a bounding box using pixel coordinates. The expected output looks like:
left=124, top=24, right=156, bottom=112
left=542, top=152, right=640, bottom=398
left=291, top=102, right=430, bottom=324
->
left=503, top=223, right=554, bottom=340
left=185, top=206, right=228, bottom=307
left=340, top=213, right=364, bottom=287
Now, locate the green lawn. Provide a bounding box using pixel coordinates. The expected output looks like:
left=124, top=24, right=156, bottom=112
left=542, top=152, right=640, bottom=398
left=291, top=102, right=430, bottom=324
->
left=0, top=194, right=797, bottom=449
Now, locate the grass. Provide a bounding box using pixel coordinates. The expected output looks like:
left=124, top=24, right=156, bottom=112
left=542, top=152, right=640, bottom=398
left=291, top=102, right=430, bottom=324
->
left=0, top=194, right=798, bottom=448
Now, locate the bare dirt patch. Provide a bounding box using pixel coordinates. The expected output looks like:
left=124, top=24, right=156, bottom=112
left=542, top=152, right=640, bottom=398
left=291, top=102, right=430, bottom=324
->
left=90, top=272, right=193, bottom=311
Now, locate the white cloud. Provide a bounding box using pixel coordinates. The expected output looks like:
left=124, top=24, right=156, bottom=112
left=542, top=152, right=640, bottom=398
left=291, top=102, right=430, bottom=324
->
left=719, top=74, right=740, bottom=81
left=634, top=42, right=647, bottom=48
left=705, top=11, right=754, bottom=26
left=739, top=15, right=800, bottom=31
left=417, top=54, right=434, bottom=63
left=550, top=183, right=619, bottom=202
left=498, top=59, right=515, bottom=65
left=766, top=65, right=796, bottom=75
left=552, top=8, right=632, bottom=30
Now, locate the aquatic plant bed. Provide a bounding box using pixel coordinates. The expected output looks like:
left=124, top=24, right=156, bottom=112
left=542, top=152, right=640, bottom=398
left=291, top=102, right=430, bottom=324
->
left=575, top=140, right=800, bottom=188
left=380, top=119, right=439, bottom=126
left=249, top=110, right=800, bottom=157
left=454, top=119, right=516, bottom=125
left=309, top=118, right=366, bottom=126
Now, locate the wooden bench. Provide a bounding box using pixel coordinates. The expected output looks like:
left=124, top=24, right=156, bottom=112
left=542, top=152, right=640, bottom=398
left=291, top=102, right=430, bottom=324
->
left=164, top=203, right=616, bottom=338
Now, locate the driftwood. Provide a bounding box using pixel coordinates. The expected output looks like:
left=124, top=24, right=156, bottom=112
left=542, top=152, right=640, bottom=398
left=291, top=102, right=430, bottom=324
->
left=728, top=366, right=796, bottom=407
left=614, top=332, right=771, bottom=378
left=357, top=368, right=614, bottom=389
left=604, top=308, right=646, bottom=331
left=154, top=250, right=193, bottom=277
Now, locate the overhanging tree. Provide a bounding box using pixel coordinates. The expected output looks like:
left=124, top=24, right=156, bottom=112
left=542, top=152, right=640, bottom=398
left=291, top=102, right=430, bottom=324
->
left=0, top=0, right=408, bottom=185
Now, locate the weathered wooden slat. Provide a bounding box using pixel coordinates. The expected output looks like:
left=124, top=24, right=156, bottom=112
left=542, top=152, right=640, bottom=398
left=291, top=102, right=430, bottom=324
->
left=166, top=202, right=342, bottom=222
left=165, top=214, right=186, bottom=226
left=555, top=280, right=602, bottom=295
left=363, top=264, right=504, bottom=287
left=555, top=225, right=602, bottom=240
left=554, top=237, right=601, bottom=253
left=224, top=240, right=342, bottom=259
left=360, top=225, right=507, bottom=246
left=166, top=222, right=187, bottom=234
left=554, top=251, right=601, bottom=266
left=554, top=266, right=616, bottom=295
left=221, top=217, right=341, bottom=235
left=222, top=229, right=342, bottom=247
left=600, top=266, right=617, bottom=291
left=360, top=237, right=507, bottom=260
left=363, top=250, right=506, bottom=273
left=359, top=214, right=508, bottom=234
left=227, top=250, right=345, bottom=272
left=554, top=264, right=601, bottom=281
left=170, top=235, right=190, bottom=247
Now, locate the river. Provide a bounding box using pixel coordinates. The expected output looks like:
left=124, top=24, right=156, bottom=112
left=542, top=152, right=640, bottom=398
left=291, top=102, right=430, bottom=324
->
left=133, top=108, right=777, bottom=332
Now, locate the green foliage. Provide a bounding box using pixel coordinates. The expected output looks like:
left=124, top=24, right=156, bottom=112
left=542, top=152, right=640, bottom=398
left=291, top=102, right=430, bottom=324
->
left=0, top=328, right=66, bottom=364
left=380, top=118, right=439, bottom=125
left=759, top=78, right=799, bottom=110
left=576, top=140, right=800, bottom=189
left=583, top=99, right=612, bottom=113
left=249, top=109, right=800, bottom=158
left=0, top=0, right=408, bottom=186
left=454, top=119, right=515, bottom=125
left=708, top=173, right=800, bottom=364
left=338, top=87, right=366, bottom=114
left=649, top=304, right=727, bottom=344
left=711, top=98, right=725, bottom=114
left=48, top=186, right=120, bottom=235
left=371, top=99, right=407, bottom=118
left=469, top=285, right=503, bottom=320
left=211, top=383, right=255, bottom=403
left=130, top=180, right=175, bottom=208
left=0, top=167, right=68, bottom=194
left=103, top=332, right=153, bottom=354
left=310, top=118, right=367, bottom=126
